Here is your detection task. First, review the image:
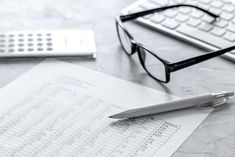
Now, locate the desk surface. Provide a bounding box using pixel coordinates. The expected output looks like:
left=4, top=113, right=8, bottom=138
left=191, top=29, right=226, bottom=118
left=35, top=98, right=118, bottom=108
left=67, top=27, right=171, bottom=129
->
left=0, top=0, right=235, bottom=156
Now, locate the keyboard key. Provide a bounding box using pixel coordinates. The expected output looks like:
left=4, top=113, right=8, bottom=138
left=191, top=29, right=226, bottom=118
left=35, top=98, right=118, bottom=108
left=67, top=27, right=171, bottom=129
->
left=186, top=0, right=198, bottom=5
left=140, top=1, right=159, bottom=10
left=209, top=7, right=222, bottom=14
left=163, top=9, right=178, bottom=18
left=168, top=0, right=176, bottom=5
left=220, top=12, right=234, bottom=20
left=202, top=14, right=216, bottom=23
left=210, top=26, right=226, bottom=37
left=173, top=0, right=186, bottom=3
left=129, top=7, right=145, bottom=13
left=190, top=9, right=204, bottom=19
left=138, top=3, right=155, bottom=19
left=178, top=7, right=192, bottom=14
left=187, top=18, right=201, bottom=27
left=223, top=31, right=235, bottom=42
left=143, top=14, right=154, bottom=19
left=227, top=23, right=235, bottom=33
left=149, top=0, right=168, bottom=6
left=221, top=0, right=233, bottom=4
left=211, top=0, right=224, bottom=8
left=175, top=13, right=189, bottom=22
left=176, top=24, right=233, bottom=48
left=214, top=19, right=228, bottom=28
left=162, top=19, right=180, bottom=29
left=198, top=22, right=214, bottom=32
left=150, top=14, right=165, bottom=23
left=222, top=4, right=235, bottom=12
left=197, top=2, right=210, bottom=10
left=199, top=0, right=212, bottom=4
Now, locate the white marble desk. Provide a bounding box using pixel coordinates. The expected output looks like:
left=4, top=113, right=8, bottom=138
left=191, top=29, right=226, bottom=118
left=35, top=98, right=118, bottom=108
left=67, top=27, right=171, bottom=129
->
left=0, top=0, right=235, bottom=156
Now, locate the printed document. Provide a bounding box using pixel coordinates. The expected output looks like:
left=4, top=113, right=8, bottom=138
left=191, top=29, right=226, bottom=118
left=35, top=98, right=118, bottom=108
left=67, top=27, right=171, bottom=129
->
left=0, top=60, right=213, bottom=157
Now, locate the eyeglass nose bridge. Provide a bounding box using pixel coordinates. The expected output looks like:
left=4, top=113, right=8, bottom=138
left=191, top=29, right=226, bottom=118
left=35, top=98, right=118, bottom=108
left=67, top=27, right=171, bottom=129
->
left=129, top=40, right=138, bottom=55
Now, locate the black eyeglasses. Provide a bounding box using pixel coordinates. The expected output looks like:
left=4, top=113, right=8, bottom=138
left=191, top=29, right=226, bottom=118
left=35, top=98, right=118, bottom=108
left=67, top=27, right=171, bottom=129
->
left=116, top=4, right=235, bottom=83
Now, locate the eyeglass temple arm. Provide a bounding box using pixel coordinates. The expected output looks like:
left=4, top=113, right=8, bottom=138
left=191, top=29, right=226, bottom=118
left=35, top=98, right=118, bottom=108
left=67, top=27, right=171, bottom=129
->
left=120, top=4, right=219, bottom=22
left=169, top=45, right=235, bottom=72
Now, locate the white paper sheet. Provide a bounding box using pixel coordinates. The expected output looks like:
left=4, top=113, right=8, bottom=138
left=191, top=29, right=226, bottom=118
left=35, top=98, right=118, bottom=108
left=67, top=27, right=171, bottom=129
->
left=0, top=60, right=213, bottom=157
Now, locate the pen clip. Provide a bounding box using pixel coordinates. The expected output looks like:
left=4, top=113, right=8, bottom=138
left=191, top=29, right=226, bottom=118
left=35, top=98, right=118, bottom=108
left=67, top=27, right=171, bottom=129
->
left=197, top=98, right=230, bottom=108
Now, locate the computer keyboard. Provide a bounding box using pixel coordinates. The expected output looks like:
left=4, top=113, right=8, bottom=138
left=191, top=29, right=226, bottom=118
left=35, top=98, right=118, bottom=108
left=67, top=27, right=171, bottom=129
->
left=122, top=0, right=235, bottom=62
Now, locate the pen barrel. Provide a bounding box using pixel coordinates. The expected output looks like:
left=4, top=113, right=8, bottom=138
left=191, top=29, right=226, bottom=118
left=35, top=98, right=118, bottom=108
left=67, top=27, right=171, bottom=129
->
left=111, top=92, right=234, bottom=119
left=127, top=94, right=214, bottom=118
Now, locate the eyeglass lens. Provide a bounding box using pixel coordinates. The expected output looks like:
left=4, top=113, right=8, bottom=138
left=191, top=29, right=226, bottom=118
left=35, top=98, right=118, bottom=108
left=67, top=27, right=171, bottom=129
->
left=139, top=47, right=167, bottom=82
left=117, top=21, right=167, bottom=82
left=117, top=23, right=132, bottom=55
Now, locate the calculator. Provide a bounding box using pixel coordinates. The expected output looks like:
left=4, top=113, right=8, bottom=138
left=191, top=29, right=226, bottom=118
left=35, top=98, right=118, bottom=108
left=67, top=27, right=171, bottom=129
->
left=0, top=30, right=96, bottom=59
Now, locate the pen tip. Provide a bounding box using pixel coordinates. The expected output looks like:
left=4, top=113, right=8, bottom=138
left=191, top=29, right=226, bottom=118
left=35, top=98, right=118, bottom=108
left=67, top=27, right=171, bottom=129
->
left=108, top=116, right=113, bottom=118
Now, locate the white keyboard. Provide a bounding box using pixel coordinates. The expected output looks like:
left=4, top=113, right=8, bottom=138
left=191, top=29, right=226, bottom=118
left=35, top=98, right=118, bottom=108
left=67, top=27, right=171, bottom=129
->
left=122, top=0, right=235, bottom=62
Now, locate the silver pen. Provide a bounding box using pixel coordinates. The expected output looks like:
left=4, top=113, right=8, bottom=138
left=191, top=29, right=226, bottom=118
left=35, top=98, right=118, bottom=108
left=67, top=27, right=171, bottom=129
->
left=109, top=91, right=234, bottom=119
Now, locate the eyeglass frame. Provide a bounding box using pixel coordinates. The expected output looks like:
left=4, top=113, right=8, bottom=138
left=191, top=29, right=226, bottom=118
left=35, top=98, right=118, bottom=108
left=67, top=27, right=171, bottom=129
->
left=116, top=4, right=235, bottom=83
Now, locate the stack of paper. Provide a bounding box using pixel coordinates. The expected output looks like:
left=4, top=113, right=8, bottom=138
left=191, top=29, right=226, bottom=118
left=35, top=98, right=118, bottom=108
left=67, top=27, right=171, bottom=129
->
left=0, top=60, right=212, bottom=157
